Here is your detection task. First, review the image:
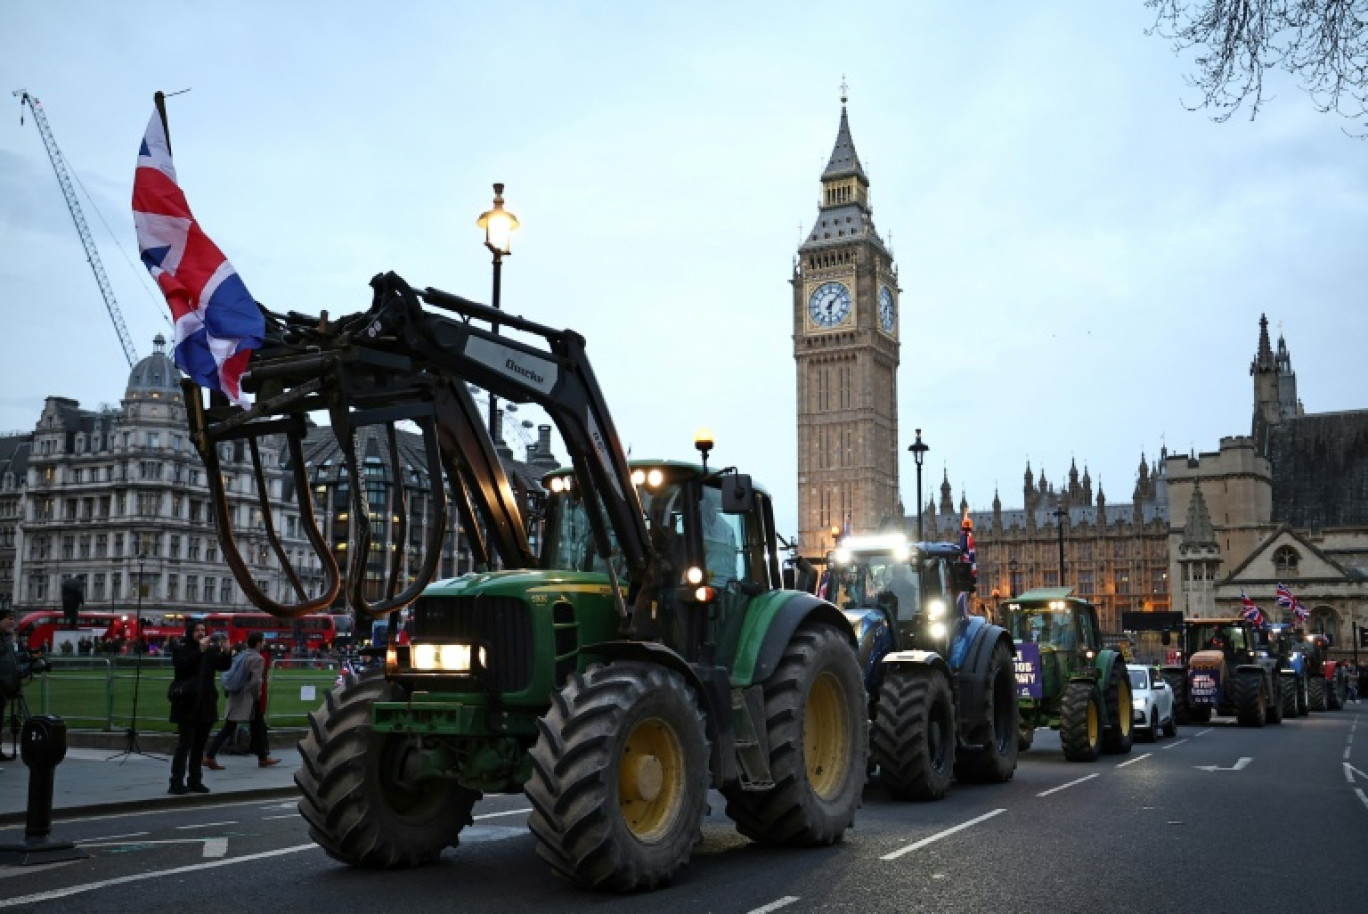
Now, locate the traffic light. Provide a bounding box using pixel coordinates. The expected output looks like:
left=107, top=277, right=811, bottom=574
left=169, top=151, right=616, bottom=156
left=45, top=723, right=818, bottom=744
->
left=1358, top=625, right=1368, bottom=650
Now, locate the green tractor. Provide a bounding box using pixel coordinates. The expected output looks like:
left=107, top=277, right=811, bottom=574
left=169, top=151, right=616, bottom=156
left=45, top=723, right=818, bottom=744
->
left=187, top=273, right=868, bottom=892
left=1002, top=588, right=1133, bottom=762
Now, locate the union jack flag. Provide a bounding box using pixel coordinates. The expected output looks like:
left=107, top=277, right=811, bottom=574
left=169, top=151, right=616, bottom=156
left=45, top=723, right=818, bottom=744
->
left=1240, top=589, right=1266, bottom=628
left=1275, top=582, right=1310, bottom=623
left=133, top=103, right=264, bottom=405
left=334, top=657, right=354, bottom=691
left=816, top=570, right=831, bottom=601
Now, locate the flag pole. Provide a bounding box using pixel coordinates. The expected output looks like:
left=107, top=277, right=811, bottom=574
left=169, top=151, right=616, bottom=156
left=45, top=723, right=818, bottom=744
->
left=154, top=91, right=170, bottom=155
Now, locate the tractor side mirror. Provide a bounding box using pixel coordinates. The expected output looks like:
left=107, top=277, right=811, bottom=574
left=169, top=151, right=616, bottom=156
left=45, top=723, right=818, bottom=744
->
left=721, top=474, right=755, bottom=513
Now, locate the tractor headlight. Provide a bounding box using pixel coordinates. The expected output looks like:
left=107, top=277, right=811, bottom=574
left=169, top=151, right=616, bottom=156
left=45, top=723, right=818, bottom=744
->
left=411, top=643, right=485, bottom=672
left=927, top=599, right=947, bottom=621
left=929, top=621, right=948, bottom=640
left=685, top=566, right=705, bottom=585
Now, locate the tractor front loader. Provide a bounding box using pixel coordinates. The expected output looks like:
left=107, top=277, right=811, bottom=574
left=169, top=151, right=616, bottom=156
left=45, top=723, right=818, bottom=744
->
left=183, top=272, right=867, bottom=892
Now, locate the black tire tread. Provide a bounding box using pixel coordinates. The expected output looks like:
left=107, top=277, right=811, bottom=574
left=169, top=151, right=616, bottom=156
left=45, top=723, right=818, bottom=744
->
left=871, top=668, right=954, bottom=801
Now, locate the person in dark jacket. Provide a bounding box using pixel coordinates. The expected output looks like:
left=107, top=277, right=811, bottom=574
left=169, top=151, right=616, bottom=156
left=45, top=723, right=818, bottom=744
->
left=168, top=618, right=230, bottom=795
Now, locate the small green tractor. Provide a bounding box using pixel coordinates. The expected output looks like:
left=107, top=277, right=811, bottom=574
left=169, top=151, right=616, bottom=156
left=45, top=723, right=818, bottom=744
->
left=1002, top=588, right=1133, bottom=762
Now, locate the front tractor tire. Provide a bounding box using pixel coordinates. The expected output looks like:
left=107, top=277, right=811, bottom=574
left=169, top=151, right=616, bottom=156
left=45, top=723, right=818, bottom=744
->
left=1059, top=680, right=1102, bottom=762
left=871, top=667, right=955, bottom=801
left=525, top=662, right=709, bottom=892
left=722, top=623, right=867, bottom=846
left=1100, top=661, right=1134, bottom=755
left=1309, top=676, right=1327, bottom=712
left=295, top=670, right=479, bottom=868
left=954, top=639, right=1020, bottom=783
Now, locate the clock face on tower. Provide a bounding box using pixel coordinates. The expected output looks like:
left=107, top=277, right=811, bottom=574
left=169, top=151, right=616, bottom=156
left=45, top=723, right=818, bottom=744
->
left=878, top=286, right=895, bottom=333
left=808, top=282, right=852, bottom=328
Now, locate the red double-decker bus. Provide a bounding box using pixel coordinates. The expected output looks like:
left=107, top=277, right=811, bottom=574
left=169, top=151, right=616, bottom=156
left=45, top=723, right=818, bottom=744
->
left=16, top=610, right=140, bottom=651
left=201, top=612, right=339, bottom=653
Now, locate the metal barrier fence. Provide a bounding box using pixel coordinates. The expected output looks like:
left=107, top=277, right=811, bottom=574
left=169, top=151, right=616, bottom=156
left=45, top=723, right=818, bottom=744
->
left=12, top=655, right=342, bottom=734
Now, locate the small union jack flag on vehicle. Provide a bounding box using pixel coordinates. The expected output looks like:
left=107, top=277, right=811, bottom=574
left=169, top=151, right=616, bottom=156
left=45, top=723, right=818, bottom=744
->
left=1240, top=589, right=1266, bottom=628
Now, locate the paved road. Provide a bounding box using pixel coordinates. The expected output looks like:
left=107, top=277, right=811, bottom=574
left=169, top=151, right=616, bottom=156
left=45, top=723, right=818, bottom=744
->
left=2, top=705, right=1365, bottom=913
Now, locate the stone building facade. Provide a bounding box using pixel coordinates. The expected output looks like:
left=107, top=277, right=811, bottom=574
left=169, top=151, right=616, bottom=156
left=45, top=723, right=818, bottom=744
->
left=1167, top=316, right=1368, bottom=660
left=0, top=336, right=560, bottom=623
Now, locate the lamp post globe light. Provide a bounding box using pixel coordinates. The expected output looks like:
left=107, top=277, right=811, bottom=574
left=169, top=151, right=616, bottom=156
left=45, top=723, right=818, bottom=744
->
left=476, top=182, right=520, bottom=441
left=908, top=429, right=929, bottom=541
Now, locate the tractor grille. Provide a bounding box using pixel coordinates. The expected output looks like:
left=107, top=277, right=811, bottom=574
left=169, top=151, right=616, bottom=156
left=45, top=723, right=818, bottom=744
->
left=410, top=594, right=533, bottom=693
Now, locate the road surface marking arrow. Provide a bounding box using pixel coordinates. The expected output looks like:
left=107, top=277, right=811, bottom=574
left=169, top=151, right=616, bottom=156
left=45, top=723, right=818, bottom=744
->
left=1344, top=762, right=1368, bottom=784
left=1194, top=757, right=1252, bottom=772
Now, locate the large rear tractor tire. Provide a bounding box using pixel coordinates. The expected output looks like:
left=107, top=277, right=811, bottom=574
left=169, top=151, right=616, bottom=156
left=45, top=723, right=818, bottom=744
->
left=954, top=639, right=1020, bottom=783
left=871, top=667, right=955, bottom=801
left=1280, top=677, right=1298, bottom=720
left=296, top=670, right=479, bottom=868
left=722, top=624, right=867, bottom=846
left=525, top=662, right=709, bottom=892
left=1162, top=670, right=1190, bottom=724
left=1296, top=676, right=1309, bottom=716
left=1101, top=661, right=1134, bottom=755
left=1059, top=681, right=1102, bottom=762
left=1265, top=674, right=1284, bottom=725
left=1235, top=670, right=1268, bottom=727
left=1309, top=676, right=1327, bottom=712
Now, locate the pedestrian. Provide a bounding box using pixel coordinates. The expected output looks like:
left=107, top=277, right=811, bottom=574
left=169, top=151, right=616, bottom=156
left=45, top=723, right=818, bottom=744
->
left=0, top=607, right=21, bottom=766
left=1347, top=664, right=1360, bottom=703
left=168, top=619, right=230, bottom=795
left=203, top=631, right=279, bottom=770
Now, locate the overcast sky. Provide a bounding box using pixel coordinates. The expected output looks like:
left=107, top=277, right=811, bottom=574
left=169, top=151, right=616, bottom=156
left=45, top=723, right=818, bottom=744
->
left=3, top=2, right=1365, bottom=541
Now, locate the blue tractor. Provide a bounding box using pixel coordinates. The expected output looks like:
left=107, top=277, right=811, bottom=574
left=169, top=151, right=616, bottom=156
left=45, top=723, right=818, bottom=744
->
left=823, top=534, right=1018, bottom=801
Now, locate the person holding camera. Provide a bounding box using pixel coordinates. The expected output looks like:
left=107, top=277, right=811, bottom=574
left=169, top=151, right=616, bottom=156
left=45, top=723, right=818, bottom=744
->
left=168, top=618, right=231, bottom=795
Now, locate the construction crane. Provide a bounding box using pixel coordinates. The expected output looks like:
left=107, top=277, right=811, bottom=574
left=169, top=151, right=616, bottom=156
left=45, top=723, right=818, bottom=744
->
left=15, top=89, right=139, bottom=367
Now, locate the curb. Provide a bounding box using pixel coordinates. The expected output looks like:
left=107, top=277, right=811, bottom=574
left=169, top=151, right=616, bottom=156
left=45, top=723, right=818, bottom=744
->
left=0, top=785, right=301, bottom=828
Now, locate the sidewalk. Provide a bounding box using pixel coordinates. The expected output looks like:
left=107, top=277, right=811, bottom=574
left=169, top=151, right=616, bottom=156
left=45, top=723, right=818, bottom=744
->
left=0, top=729, right=303, bottom=827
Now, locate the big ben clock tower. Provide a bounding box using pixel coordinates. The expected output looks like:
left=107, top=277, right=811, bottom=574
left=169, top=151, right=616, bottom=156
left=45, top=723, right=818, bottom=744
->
left=793, top=91, right=900, bottom=558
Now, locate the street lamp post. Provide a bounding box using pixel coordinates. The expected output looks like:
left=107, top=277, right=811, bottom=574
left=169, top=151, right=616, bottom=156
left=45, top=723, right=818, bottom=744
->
left=908, top=429, right=929, bottom=541
left=1052, top=506, right=1067, bottom=586
left=476, top=182, right=520, bottom=442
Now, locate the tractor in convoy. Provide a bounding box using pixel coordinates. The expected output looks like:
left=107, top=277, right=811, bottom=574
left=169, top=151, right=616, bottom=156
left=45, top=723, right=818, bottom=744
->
left=183, top=272, right=868, bottom=891
left=1263, top=624, right=1310, bottom=718
left=1162, top=618, right=1284, bottom=726
left=1292, top=632, right=1350, bottom=711
left=1001, top=589, right=1133, bottom=762
left=820, top=533, right=1018, bottom=800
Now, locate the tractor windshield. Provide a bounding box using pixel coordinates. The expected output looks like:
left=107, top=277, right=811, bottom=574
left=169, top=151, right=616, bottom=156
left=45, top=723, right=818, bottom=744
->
left=1007, top=607, right=1079, bottom=650
left=542, top=478, right=687, bottom=582
left=830, top=558, right=923, bottom=620
left=1186, top=623, right=1248, bottom=656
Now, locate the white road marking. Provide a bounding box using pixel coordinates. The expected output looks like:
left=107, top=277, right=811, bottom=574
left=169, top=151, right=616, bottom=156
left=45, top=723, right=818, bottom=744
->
left=881, top=809, right=1006, bottom=860
left=202, top=838, right=228, bottom=858
left=1344, top=762, right=1368, bottom=783
left=1037, top=774, right=1099, bottom=797
left=1356, top=789, right=1368, bottom=811
left=474, top=808, right=530, bottom=821
left=176, top=821, right=236, bottom=830
left=262, top=814, right=298, bottom=820
left=1195, top=728, right=1214, bottom=737
left=79, top=831, right=149, bottom=842
left=1194, top=757, right=1252, bottom=772
left=0, top=843, right=318, bottom=908
left=1117, top=753, right=1152, bottom=768
left=1161, top=739, right=1189, bottom=750
left=1347, top=746, right=1353, bottom=760
left=749, top=896, right=801, bottom=914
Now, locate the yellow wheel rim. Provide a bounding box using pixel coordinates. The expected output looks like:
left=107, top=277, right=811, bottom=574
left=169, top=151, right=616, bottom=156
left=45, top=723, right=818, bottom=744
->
left=618, top=716, right=684, bottom=842
left=805, top=671, right=851, bottom=800
left=1117, top=678, right=1132, bottom=737
left=1087, top=697, right=1099, bottom=747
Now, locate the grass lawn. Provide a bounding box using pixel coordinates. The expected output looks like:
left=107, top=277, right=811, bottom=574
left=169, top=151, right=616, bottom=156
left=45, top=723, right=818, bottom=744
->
left=17, top=657, right=340, bottom=733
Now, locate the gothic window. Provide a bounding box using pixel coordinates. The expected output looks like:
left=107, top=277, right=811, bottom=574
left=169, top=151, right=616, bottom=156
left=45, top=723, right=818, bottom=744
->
left=1273, top=546, right=1299, bottom=576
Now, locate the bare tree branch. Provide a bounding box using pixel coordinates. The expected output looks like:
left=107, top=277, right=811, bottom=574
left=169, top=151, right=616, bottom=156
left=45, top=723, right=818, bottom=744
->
left=1146, top=0, right=1368, bottom=127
